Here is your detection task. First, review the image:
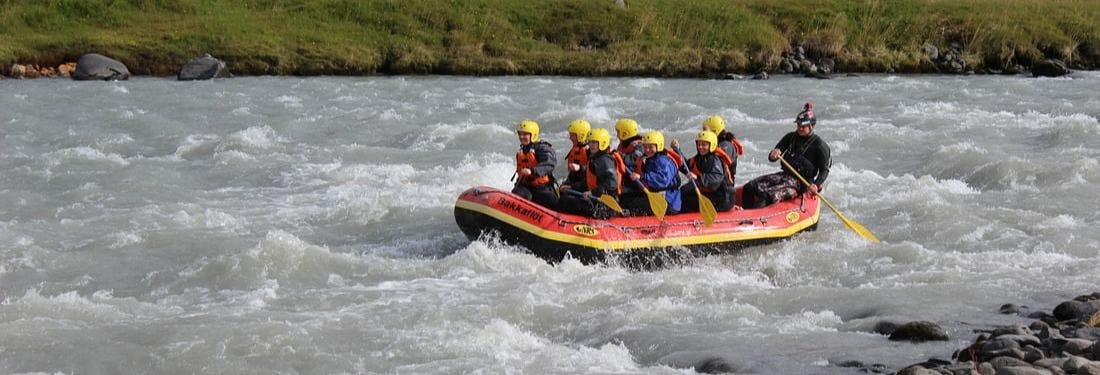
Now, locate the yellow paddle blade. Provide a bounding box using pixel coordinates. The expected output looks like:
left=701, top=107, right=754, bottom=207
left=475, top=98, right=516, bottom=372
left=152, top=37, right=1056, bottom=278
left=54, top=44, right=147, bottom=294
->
left=644, top=189, right=668, bottom=221
left=695, top=187, right=717, bottom=227
left=597, top=194, right=623, bottom=213
left=777, top=156, right=879, bottom=243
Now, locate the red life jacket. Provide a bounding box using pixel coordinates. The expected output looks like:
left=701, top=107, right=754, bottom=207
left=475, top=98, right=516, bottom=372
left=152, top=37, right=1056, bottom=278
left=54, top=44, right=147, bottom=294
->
left=587, top=151, right=626, bottom=195
left=516, top=148, right=551, bottom=187
left=688, top=150, right=733, bottom=192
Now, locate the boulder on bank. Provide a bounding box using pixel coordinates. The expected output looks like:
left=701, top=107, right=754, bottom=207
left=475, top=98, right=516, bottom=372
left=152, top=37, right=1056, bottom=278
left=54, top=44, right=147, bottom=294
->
left=178, top=53, right=230, bottom=81
left=72, top=53, right=130, bottom=81
left=1032, top=59, right=1071, bottom=77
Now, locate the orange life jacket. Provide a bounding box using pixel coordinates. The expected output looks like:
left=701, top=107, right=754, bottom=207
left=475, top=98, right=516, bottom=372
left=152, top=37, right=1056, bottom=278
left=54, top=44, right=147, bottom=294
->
left=566, top=143, right=589, bottom=177
left=689, top=150, right=733, bottom=192
left=731, top=138, right=744, bottom=155
left=516, top=148, right=551, bottom=187
left=587, top=151, right=626, bottom=195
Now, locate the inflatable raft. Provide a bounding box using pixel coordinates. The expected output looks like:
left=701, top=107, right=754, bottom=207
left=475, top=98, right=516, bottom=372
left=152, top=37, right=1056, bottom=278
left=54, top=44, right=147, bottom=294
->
left=454, top=186, right=821, bottom=264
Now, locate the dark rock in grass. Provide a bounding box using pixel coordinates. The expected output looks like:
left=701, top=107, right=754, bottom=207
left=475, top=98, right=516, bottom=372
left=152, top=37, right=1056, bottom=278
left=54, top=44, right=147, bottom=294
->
left=889, top=321, right=949, bottom=342
left=1032, top=59, right=1071, bottom=77
left=178, top=53, right=230, bottom=81
left=72, top=53, right=130, bottom=81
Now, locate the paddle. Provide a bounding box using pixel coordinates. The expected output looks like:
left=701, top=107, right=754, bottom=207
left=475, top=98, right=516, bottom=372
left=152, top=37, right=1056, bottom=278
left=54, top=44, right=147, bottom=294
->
left=564, top=189, right=623, bottom=214
left=633, top=180, right=668, bottom=221
left=687, top=179, right=717, bottom=227
left=776, top=156, right=880, bottom=243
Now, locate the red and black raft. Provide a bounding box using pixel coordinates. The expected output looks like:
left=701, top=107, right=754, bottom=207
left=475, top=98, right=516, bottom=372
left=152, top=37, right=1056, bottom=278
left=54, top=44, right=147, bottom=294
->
left=454, top=186, right=821, bottom=264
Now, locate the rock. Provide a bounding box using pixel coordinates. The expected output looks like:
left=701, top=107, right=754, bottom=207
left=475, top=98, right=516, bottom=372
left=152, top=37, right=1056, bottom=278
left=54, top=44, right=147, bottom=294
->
left=177, top=53, right=230, bottom=81
left=72, top=53, right=130, bottom=81
left=890, top=321, right=949, bottom=342
left=58, top=62, right=77, bottom=77
left=896, top=365, right=939, bottom=375
left=991, top=356, right=1035, bottom=369
left=694, top=357, right=735, bottom=374
left=1002, top=304, right=1028, bottom=315
left=1079, top=362, right=1100, bottom=375
left=752, top=71, right=769, bottom=80
left=993, top=325, right=1035, bottom=337
left=1024, top=346, right=1045, bottom=363
left=1055, top=338, right=1095, bottom=356
left=979, top=361, right=997, bottom=375
left=873, top=321, right=899, bottom=335
left=997, top=365, right=1052, bottom=375
left=818, top=58, right=835, bottom=74
left=1063, top=356, right=1092, bottom=372
left=1031, top=59, right=1071, bottom=77
left=779, top=59, right=794, bottom=74
left=922, top=43, right=940, bottom=60
left=10, top=63, right=27, bottom=78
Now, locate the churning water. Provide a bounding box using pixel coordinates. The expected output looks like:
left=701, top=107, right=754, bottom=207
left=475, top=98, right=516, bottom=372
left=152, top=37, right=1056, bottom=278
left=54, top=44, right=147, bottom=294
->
left=1, top=73, right=1099, bottom=374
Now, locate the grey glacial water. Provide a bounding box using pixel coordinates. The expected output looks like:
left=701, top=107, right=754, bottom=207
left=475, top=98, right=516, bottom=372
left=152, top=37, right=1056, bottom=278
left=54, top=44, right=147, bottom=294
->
left=1, top=74, right=1098, bottom=374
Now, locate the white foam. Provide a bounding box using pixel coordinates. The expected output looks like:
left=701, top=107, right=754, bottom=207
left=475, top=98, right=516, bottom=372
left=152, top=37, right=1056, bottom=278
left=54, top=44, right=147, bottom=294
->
left=226, top=125, right=284, bottom=149
left=275, top=94, right=303, bottom=108
left=45, top=146, right=130, bottom=167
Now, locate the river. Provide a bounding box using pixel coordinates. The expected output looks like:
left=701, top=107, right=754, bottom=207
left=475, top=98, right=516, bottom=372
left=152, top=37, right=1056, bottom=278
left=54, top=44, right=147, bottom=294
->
left=1, top=73, right=1098, bottom=374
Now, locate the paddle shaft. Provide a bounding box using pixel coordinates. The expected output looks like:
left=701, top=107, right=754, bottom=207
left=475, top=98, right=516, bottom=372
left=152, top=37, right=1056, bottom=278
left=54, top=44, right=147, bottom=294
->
left=776, top=155, right=880, bottom=243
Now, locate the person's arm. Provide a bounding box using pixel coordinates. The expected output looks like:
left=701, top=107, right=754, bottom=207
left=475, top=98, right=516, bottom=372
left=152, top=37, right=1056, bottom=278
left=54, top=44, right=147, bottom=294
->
left=811, top=140, right=831, bottom=188
left=591, top=156, right=619, bottom=197
left=644, top=157, right=679, bottom=191
left=769, top=133, right=795, bottom=161
left=697, top=156, right=725, bottom=191
left=532, top=143, right=556, bottom=177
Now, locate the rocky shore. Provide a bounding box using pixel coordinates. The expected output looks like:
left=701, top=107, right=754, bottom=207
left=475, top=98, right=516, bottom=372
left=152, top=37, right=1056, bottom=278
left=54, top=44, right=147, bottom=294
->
left=892, top=292, right=1100, bottom=375
left=834, top=292, right=1100, bottom=375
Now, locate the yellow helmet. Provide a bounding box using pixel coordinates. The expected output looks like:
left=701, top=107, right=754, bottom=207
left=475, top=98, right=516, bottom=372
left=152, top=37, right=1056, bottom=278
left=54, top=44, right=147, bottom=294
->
left=567, top=119, right=592, bottom=143
left=703, top=115, right=726, bottom=134
left=516, top=119, right=540, bottom=142
left=642, top=131, right=665, bottom=152
left=615, top=118, right=640, bottom=140
left=695, top=130, right=718, bottom=152
left=588, top=128, right=612, bottom=151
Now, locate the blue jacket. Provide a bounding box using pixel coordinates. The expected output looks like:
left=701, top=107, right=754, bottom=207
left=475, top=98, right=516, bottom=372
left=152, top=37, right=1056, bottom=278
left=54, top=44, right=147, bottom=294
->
left=642, top=152, right=682, bottom=213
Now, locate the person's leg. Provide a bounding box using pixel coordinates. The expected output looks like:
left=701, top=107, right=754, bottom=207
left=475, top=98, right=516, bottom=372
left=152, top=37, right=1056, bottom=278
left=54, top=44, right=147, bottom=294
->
left=531, top=186, right=558, bottom=209
left=512, top=184, right=533, bottom=201
left=679, top=185, right=699, bottom=213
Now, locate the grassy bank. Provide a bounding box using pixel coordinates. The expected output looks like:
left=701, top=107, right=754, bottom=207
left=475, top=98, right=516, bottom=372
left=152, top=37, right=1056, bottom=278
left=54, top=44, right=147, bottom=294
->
left=2, top=0, right=1099, bottom=77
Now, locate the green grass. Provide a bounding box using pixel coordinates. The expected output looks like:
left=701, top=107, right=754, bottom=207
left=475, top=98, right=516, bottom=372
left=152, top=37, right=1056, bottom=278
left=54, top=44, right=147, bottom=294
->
left=2, top=0, right=1098, bottom=76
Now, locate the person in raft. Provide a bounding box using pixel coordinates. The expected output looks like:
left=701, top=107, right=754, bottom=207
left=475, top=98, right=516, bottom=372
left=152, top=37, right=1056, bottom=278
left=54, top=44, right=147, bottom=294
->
left=557, top=119, right=591, bottom=195
left=701, top=115, right=744, bottom=185
left=679, top=130, right=736, bottom=213
left=625, top=131, right=682, bottom=215
left=741, top=102, right=832, bottom=209
left=613, top=118, right=646, bottom=200
left=557, top=128, right=625, bottom=219
left=513, top=119, right=558, bottom=209
left=673, top=115, right=745, bottom=205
